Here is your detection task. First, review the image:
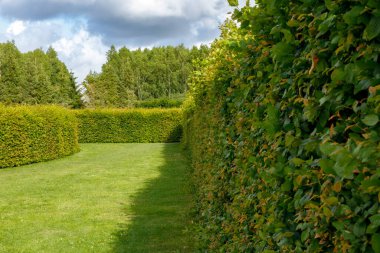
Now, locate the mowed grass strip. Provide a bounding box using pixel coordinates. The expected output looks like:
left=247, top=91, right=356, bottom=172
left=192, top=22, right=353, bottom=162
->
left=0, top=143, right=194, bottom=252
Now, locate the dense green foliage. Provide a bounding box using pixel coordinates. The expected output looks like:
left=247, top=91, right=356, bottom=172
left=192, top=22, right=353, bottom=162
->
left=184, top=0, right=380, bottom=252
left=83, top=45, right=209, bottom=107
left=134, top=96, right=184, bottom=108
left=0, top=42, right=83, bottom=108
left=75, top=108, right=182, bottom=143
left=0, top=105, right=79, bottom=168
left=0, top=105, right=182, bottom=168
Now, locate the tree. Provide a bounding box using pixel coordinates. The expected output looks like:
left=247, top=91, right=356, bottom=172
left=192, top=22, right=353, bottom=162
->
left=0, top=42, right=27, bottom=104
left=83, top=44, right=210, bottom=107
left=0, top=43, right=83, bottom=108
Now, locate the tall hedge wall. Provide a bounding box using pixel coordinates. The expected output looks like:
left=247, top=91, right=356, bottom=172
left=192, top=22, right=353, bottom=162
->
left=0, top=105, right=79, bottom=168
left=75, top=108, right=182, bottom=143
left=184, top=0, right=380, bottom=252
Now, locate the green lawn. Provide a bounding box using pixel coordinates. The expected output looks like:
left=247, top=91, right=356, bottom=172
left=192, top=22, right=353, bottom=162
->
left=0, top=143, right=194, bottom=252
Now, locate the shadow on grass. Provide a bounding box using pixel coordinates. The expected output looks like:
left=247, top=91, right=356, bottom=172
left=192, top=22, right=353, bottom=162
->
left=166, top=125, right=183, bottom=143
left=111, top=143, right=194, bottom=253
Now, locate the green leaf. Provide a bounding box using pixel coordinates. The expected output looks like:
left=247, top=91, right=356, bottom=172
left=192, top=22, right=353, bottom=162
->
left=371, top=234, right=380, bottom=253
left=367, top=203, right=378, bottom=216
left=320, top=142, right=341, bottom=155
left=263, top=250, right=276, bottom=253
left=301, top=230, right=309, bottom=242
left=367, top=0, right=378, bottom=8
left=287, top=18, right=299, bottom=27
left=325, top=196, right=339, bottom=205
left=319, top=159, right=336, bottom=175
left=281, top=180, right=292, bottom=191
left=227, top=0, right=239, bottom=6
left=368, top=224, right=379, bottom=234
left=364, top=16, right=380, bottom=41
left=324, top=0, right=339, bottom=11
left=281, top=29, right=294, bottom=43
left=361, top=178, right=380, bottom=191
left=344, top=64, right=356, bottom=84
left=362, top=115, right=379, bottom=126
left=343, top=6, right=365, bottom=25
left=370, top=214, right=380, bottom=228
left=317, top=14, right=336, bottom=37
left=354, top=80, right=371, bottom=94
left=291, top=158, right=305, bottom=166
left=285, top=134, right=295, bottom=147
left=271, top=42, right=294, bottom=64
left=323, top=206, right=333, bottom=219
left=353, top=221, right=366, bottom=237
left=334, top=151, right=356, bottom=179
left=319, top=96, right=330, bottom=106
left=331, top=68, right=345, bottom=83
left=332, top=221, right=346, bottom=231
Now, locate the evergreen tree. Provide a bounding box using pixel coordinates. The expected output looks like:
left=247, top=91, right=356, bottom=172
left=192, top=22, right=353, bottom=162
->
left=67, top=72, right=84, bottom=108
left=0, top=42, right=27, bottom=104
left=0, top=42, right=83, bottom=108
left=83, top=44, right=210, bottom=107
left=23, top=49, right=52, bottom=104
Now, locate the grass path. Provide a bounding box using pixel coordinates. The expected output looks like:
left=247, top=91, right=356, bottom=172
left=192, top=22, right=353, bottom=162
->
left=0, top=143, right=194, bottom=252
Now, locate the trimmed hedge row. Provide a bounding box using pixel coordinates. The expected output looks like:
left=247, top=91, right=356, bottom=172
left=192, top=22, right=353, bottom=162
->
left=134, top=98, right=183, bottom=108
left=0, top=106, right=182, bottom=168
left=75, top=108, right=182, bottom=143
left=184, top=0, right=380, bottom=252
left=0, top=105, right=79, bottom=168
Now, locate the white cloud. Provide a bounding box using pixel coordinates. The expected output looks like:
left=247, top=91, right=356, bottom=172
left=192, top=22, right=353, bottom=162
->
left=3, top=19, right=75, bottom=52
left=52, top=28, right=108, bottom=82
left=6, top=20, right=26, bottom=36
left=191, top=18, right=219, bottom=36
left=0, top=0, right=243, bottom=83
left=111, top=0, right=232, bottom=21
left=1, top=18, right=107, bottom=83
left=122, top=0, right=183, bottom=18
left=0, top=0, right=236, bottom=49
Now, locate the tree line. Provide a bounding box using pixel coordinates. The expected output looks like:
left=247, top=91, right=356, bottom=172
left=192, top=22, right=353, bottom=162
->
left=0, top=42, right=209, bottom=108
left=83, top=44, right=209, bottom=108
left=0, top=42, right=82, bottom=108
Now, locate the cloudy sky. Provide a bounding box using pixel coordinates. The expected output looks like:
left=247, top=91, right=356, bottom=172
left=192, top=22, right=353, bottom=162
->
left=0, top=0, right=238, bottom=82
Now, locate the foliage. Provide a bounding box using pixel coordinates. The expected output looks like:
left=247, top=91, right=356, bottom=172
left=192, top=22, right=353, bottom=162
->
left=0, top=42, right=83, bottom=108
left=134, top=96, right=184, bottom=108
left=75, top=108, right=183, bottom=143
left=183, top=0, right=380, bottom=252
left=83, top=45, right=209, bottom=108
left=0, top=105, right=79, bottom=168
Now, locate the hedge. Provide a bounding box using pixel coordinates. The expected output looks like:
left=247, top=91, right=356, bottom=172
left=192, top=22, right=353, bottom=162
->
left=184, top=0, right=380, bottom=252
left=0, top=105, right=79, bottom=168
left=75, top=108, right=182, bottom=143
left=134, top=98, right=183, bottom=108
